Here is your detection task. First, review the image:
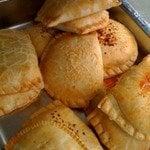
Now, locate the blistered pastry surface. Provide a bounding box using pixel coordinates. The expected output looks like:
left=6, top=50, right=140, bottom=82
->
left=41, top=32, right=103, bottom=108
left=0, top=29, right=43, bottom=95
left=6, top=101, right=102, bottom=150
left=97, top=19, right=138, bottom=78
left=99, top=55, right=150, bottom=141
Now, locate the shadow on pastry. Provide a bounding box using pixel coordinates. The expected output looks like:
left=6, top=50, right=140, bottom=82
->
left=55, top=11, right=109, bottom=34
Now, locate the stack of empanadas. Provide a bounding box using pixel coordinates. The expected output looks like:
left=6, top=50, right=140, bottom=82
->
left=88, top=55, right=150, bottom=150
left=6, top=101, right=103, bottom=150
left=36, top=0, right=121, bottom=27
left=1, top=0, right=149, bottom=149
left=35, top=0, right=138, bottom=109
left=0, top=30, right=43, bottom=116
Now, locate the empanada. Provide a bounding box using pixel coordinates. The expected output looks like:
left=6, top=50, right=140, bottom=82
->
left=0, top=29, right=43, bottom=115
left=24, top=24, right=52, bottom=58
left=36, top=0, right=121, bottom=27
left=6, top=101, right=103, bottom=150
left=88, top=108, right=150, bottom=150
left=97, top=19, right=138, bottom=78
left=40, top=32, right=103, bottom=108
left=98, top=55, right=150, bottom=141
left=55, top=10, right=109, bottom=34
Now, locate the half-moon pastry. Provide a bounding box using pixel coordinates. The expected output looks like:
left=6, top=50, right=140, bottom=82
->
left=36, top=0, right=121, bottom=27
left=24, top=24, right=52, bottom=59
left=55, top=11, right=109, bottom=34
left=97, top=19, right=138, bottom=79
left=6, top=100, right=103, bottom=150
left=88, top=108, right=150, bottom=150
left=98, top=55, right=150, bottom=141
left=40, top=32, right=103, bottom=108
left=0, top=29, right=43, bottom=115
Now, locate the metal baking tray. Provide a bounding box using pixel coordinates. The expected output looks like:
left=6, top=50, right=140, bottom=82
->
left=0, top=0, right=149, bottom=149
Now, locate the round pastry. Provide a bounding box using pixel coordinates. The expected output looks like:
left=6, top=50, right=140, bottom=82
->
left=6, top=101, right=103, bottom=150
left=97, top=19, right=138, bottom=79
left=55, top=10, right=109, bottom=34
left=40, top=32, right=104, bottom=108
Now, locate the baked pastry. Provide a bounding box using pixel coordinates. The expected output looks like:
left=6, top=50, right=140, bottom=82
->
left=88, top=55, right=150, bottom=149
left=98, top=55, right=150, bottom=140
left=88, top=108, right=150, bottom=150
left=6, top=100, right=103, bottom=150
left=24, top=24, right=54, bottom=59
left=24, top=24, right=68, bottom=59
left=55, top=11, right=109, bottom=34
left=36, top=0, right=121, bottom=27
left=97, top=19, right=138, bottom=78
left=40, top=32, right=103, bottom=108
left=0, top=29, right=43, bottom=116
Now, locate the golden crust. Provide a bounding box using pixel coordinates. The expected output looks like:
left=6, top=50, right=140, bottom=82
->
left=24, top=24, right=52, bottom=59
left=0, top=89, right=41, bottom=116
left=0, top=29, right=44, bottom=95
left=55, top=11, right=109, bottom=34
left=36, top=0, right=121, bottom=27
left=88, top=108, right=150, bottom=150
left=98, top=55, right=150, bottom=141
left=24, top=24, right=67, bottom=60
left=6, top=101, right=103, bottom=150
left=40, top=32, right=103, bottom=108
left=97, top=19, right=138, bottom=79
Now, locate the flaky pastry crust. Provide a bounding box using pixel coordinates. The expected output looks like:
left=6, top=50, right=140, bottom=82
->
left=55, top=11, right=109, bottom=34
left=6, top=101, right=103, bottom=150
left=97, top=19, right=138, bottom=78
left=36, top=0, right=121, bottom=27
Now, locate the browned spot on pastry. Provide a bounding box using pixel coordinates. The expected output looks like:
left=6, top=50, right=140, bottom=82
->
left=140, top=74, right=150, bottom=92
left=97, top=24, right=117, bottom=46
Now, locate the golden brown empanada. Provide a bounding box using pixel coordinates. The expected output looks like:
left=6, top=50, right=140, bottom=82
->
left=98, top=55, right=150, bottom=141
left=40, top=32, right=103, bottom=108
left=24, top=24, right=52, bottom=58
left=36, top=0, right=121, bottom=27
left=97, top=19, right=138, bottom=79
left=88, top=108, right=150, bottom=150
left=6, top=101, right=103, bottom=150
left=0, top=29, right=43, bottom=115
left=55, top=10, right=109, bottom=34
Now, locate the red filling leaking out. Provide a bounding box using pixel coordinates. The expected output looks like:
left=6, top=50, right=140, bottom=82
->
left=140, top=74, right=150, bottom=93
left=104, top=75, right=121, bottom=90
